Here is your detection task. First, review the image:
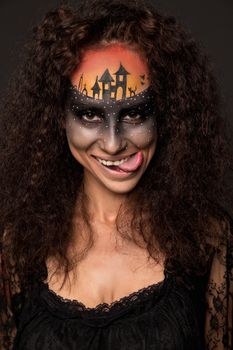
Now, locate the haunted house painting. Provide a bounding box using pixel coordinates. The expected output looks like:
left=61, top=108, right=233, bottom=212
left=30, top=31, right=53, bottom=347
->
left=78, top=63, right=134, bottom=100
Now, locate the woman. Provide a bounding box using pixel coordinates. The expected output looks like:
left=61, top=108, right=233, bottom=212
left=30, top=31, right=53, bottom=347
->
left=0, top=0, right=232, bottom=349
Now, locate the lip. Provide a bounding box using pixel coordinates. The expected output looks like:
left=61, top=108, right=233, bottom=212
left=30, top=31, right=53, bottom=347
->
left=92, top=151, right=143, bottom=178
left=91, top=152, right=137, bottom=162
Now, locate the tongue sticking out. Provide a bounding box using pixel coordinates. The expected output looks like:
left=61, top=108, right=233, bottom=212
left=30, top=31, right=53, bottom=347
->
left=117, top=151, right=143, bottom=172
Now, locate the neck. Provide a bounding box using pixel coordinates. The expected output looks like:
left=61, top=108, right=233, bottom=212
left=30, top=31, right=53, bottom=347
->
left=82, top=170, right=128, bottom=225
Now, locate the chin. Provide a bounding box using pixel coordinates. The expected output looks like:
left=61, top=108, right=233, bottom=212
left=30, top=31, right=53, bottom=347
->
left=100, top=177, right=142, bottom=194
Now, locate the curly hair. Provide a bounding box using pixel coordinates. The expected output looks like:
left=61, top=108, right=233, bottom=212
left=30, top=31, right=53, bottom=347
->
left=0, top=0, right=232, bottom=288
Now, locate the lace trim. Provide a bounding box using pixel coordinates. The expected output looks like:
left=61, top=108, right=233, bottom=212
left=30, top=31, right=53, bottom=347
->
left=205, top=217, right=233, bottom=350
left=41, top=273, right=168, bottom=315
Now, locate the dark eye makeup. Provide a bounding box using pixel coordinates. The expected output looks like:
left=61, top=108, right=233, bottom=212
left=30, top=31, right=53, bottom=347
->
left=72, top=109, right=150, bottom=125
left=70, top=108, right=104, bottom=125
left=120, top=103, right=155, bottom=124
left=68, top=100, right=156, bottom=126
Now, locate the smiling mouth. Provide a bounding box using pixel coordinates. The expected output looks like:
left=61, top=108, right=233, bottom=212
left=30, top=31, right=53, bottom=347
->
left=93, top=153, right=136, bottom=167
left=92, top=151, right=143, bottom=173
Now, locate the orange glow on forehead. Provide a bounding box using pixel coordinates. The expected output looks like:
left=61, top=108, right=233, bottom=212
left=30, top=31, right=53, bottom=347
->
left=71, top=44, right=150, bottom=100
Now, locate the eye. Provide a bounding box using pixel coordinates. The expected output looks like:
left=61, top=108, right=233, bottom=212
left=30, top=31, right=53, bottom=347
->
left=122, top=111, right=144, bottom=124
left=81, top=112, right=102, bottom=122
left=74, top=110, right=103, bottom=124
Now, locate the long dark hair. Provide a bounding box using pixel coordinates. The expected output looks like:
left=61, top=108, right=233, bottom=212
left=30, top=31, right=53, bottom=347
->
left=0, top=0, right=232, bottom=288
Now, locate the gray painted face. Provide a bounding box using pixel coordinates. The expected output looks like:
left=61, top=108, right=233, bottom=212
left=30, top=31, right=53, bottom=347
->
left=65, top=85, right=157, bottom=154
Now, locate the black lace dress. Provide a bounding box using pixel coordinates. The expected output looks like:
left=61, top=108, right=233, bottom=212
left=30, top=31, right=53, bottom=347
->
left=12, top=270, right=205, bottom=350
left=1, top=216, right=233, bottom=349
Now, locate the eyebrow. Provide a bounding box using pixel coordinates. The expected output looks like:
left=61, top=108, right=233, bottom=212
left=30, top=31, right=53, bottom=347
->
left=70, top=100, right=154, bottom=112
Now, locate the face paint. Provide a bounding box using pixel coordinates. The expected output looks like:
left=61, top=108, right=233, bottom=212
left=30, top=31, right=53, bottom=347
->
left=71, top=44, right=150, bottom=100
left=65, top=44, right=157, bottom=194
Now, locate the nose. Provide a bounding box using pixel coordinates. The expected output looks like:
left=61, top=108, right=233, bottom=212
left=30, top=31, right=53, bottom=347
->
left=100, top=122, right=127, bottom=155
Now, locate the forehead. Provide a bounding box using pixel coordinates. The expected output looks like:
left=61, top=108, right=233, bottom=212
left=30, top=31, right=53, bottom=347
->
left=70, top=43, right=150, bottom=101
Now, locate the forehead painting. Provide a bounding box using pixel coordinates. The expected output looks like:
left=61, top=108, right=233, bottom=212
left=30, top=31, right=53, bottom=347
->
left=71, top=44, right=150, bottom=100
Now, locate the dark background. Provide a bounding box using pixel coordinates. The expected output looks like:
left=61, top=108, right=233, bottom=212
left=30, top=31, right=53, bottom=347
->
left=0, top=0, right=232, bottom=123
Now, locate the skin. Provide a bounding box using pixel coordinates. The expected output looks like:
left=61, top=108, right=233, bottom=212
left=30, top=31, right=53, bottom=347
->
left=47, top=44, right=164, bottom=305
left=65, top=85, right=157, bottom=195
left=65, top=44, right=158, bottom=197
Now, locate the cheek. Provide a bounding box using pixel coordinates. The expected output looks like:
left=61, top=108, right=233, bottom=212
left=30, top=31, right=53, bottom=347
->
left=124, top=120, right=157, bottom=148
left=65, top=116, right=99, bottom=151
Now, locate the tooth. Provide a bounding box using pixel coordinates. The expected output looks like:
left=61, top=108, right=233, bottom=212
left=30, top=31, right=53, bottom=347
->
left=96, top=156, right=129, bottom=166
